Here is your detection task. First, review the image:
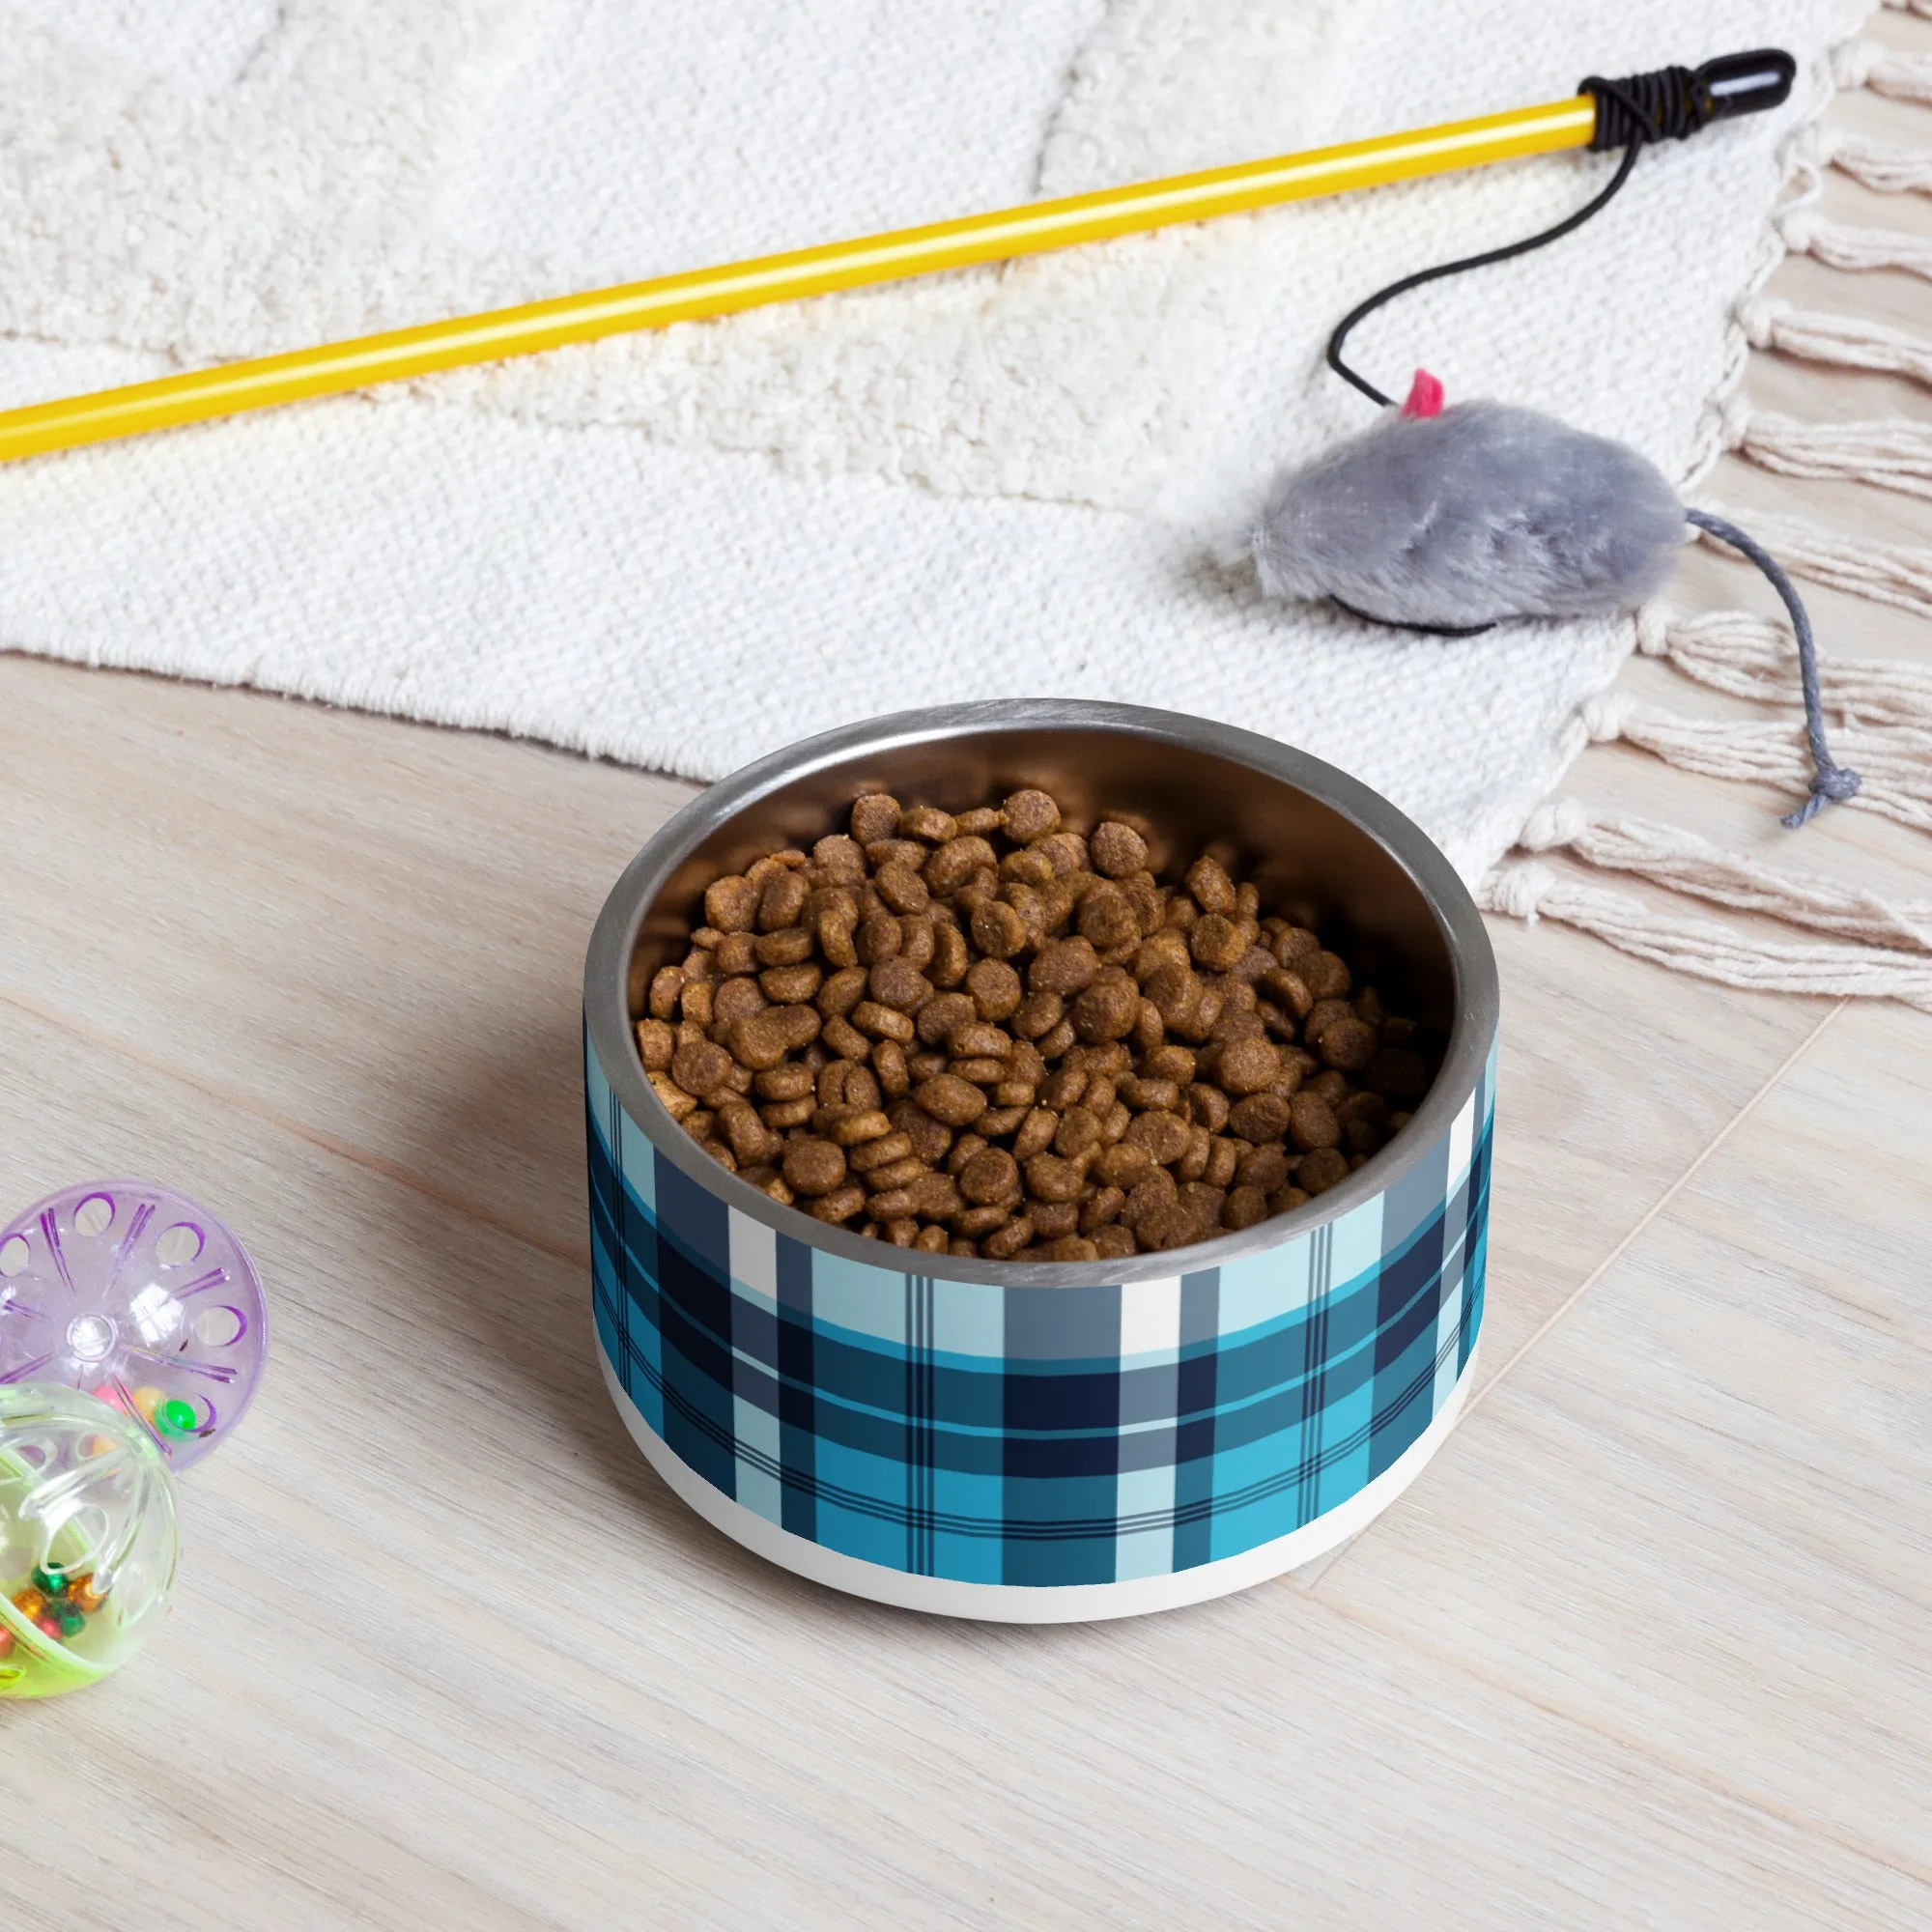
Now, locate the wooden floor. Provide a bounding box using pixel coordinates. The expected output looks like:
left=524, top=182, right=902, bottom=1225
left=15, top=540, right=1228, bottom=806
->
left=4, top=28, right=1931, bottom=1930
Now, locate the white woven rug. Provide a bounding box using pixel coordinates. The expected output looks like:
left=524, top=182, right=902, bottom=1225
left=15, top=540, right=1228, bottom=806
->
left=0, top=0, right=1871, bottom=887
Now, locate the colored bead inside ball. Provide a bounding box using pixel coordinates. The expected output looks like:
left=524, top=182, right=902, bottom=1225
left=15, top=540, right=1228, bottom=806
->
left=0, top=1384, right=179, bottom=1699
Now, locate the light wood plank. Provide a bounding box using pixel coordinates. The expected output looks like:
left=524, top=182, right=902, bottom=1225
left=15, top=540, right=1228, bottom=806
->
left=1313, top=998, right=1932, bottom=1887
left=1, top=1003, right=1924, bottom=1931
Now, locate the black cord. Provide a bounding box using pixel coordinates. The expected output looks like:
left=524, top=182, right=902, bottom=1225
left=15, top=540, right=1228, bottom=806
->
left=1326, top=72, right=1704, bottom=408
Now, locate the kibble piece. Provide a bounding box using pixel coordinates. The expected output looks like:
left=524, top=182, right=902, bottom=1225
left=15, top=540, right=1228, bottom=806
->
left=970, top=899, right=1029, bottom=959
left=812, top=835, right=867, bottom=883
left=1001, top=789, right=1060, bottom=841
left=672, top=1038, right=735, bottom=1099
left=1298, top=1147, right=1350, bottom=1196
left=959, top=956, right=1021, bottom=1023
left=1318, top=1016, right=1378, bottom=1072
left=1138, top=1203, right=1201, bottom=1253
left=1024, top=1153, right=1085, bottom=1203
left=848, top=794, right=902, bottom=843
left=1370, top=1048, right=1430, bottom=1099
left=1089, top=820, right=1150, bottom=878
left=782, top=1138, right=848, bottom=1198
left=826, top=1109, right=894, bottom=1148
left=810, top=1184, right=867, bottom=1224
left=1093, top=1224, right=1139, bottom=1260
left=1184, top=855, right=1237, bottom=917
left=1222, top=1184, right=1269, bottom=1231
left=635, top=1018, right=676, bottom=1072
left=1013, top=1108, right=1059, bottom=1159
left=648, top=1071, right=698, bottom=1122
left=1012, top=991, right=1065, bottom=1041
left=1216, top=1037, right=1280, bottom=1096
left=648, top=966, right=686, bottom=1021
left=1304, top=951, right=1352, bottom=999
left=1071, top=967, right=1141, bottom=1042
left=868, top=958, right=933, bottom=1012
left=1124, top=1111, right=1191, bottom=1166
left=1094, top=1142, right=1152, bottom=1190
left=914, top=1074, right=988, bottom=1128
left=958, top=1147, right=1020, bottom=1205
left=1186, top=1082, right=1232, bottom=1133
left=924, top=835, right=997, bottom=895
left=981, top=1218, right=1035, bottom=1261
left=759, top=963, right=821, bottom=1006
left=851, top=1131, right=916, bottom=1174
left=1308, top=1068, right=1349, bottom=1107
left=1189, top=915, right=1247, bottom=973
left=914, top=1225, right=951, bottom=1256
left=1288, top=1092, right=1341, bottom=1152
left=1029, top=936, right=1099, bottom=997
left=1053, top=1106, right=1103, bottom=1159
left=851, top=1001, right=917, bottom=1044
left=875, top=864, right=930, bottom=915
left=1070, top=885, right=1136, bottom=952
left=704, top=875, right=759, bottom=933
left=1227, top=1091, right=1292, bottom=1144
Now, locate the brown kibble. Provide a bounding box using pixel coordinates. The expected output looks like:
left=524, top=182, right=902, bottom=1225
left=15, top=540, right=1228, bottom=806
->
left=718, top=1100, right=781, bottom=1165
left=758, top=963, right=821, bottom=1006
left=1216, top=1037, right=1281, bottom=1096
left=1189, top=914, right=1247, bottom=973
left=1186, top=1083, right=1231, bottom=1134
left=648, top=1071, right=697, bottom=1122
left=1079, top=1186, right=1126, bottom=1233
left=1228, top=1091, right=1292, bottom=1143
left=1013, top=1108, right=1060, bottom=1159
left=1184, top=855, right=1237, bottom=916
left=1177, top=1125, right=1211, bottom=1183
left=1071, top=967, right=1141, bottom=1041
left=1024, top=1153, right=1085, bottom=1203
left=1011, top=990, right=1065, bottom=1041
left=851, top=1131, right=916, bottom=1174
left=1089, top=820, right=1149, bottom=878
left=826, top=1109, right=894, bottom=1148
left=1269, top=1183, right=1312, bottom=1216
left=1037, top=1235, right=1096, bottom=1263
left=1053, top=1106, right=1103, bottom=1159
left=1076, top=886, right=1141, bottom=952
left=862, top=1158, right=925, bottom=1192
left=914, top=1224, right=951, bottom=1255
left=1276, top=925, right=1321, bottom=965
left=892, top=804, right=952, bottom=843
left=810, top=1184, right=866, bottom=1224
left=1138, top=1204, right=1201, bottom=1253
left=1001, top=789, right=1060, bottom=841
left=1094, top=1142, right=1152, bottom=1189
left=871, top=1038, right=911, bottom=1098
left=970, top=899, right=1029, bottom=959
left=1370, top=1048, right=1430, bottom=1099
left=1299, top=1147, right=1350, bottom=1196
left=949, top=1057, right=1009, bottom=1086
left=671, top=1038, right=734, bottom=1098
left=981, top=1218, right=1035, bottom=1260
left=1261, top=966, right=1315, bottom=1019
left=947, top=1020, right=1011, bottom=1061
left=855, top=912, right=903, bottom=966
left=717, top=932, right=760, bottom=978
left=759, top=1096, right=815, bottom=1130
left=1029, top=936, right=1099, bottom=997
left=1038, top=1064, right=1088, bottom=1112
left=1180, top=1179, right=1225, bottom=1225
left=1289, top=1092, right=1341, bottom=1152
left=868, top=958, right=932, bottom=1012
left=704, top=875, right=759, bottom=933
left=914, top=1074, right=988, bottom=1127
left=1302, top=997, right=1354, bottom=1044
left=924, top=835, right=997, bottom=895
left=812, top=835, right=867, bottom=883
left=1237, top=1145, right=1292, bottom=1194
left=756, top=868, right=810, bottom=933
left=954, top=1204, right=1011, bottom=1239
left=1309, top=1069, right=1349, bottom=1107
left=635, top=1018, right=675, bottom=1072
left=850, top=1001, right=917, bottom=1044
left=754, top=926, right=815, bottom=969
left=783, top=1138, right=848, bottom=1198
left=1119, top=1075, right=1181, bottom=1114
left=678, top=980, right=715, bottom=1027
left=961, top=956, right=1020, bottom=1022
left=1304, top=951, right=1351, bottom=999
left=1204, top=1136, right=1239, bottom=1189
left=913, top=991, right=975, bottom=1047
left=1319, top=1017, right=1378, bottom=1072
left=814, top=966, right=867, bottom=1019
left=959, top=1147, right=1021, bottom=1205
left=1222, top=1185, right=1268, bottom=1232
left=875, top=863, right=930, bottom=915
left=647, top=965, right=685, bottom=1020
left=1124, top=1112, right=1191, bottom=1165
left=1001, top=846, right=1057, bottom=889
left=888, top=1101, right=955, bottom=1164
left=978, top=1105, right=1030, bottom=1138
left=694, top=1139, right=738, bottom=1172
left=848, top=794, right=902, bottom=843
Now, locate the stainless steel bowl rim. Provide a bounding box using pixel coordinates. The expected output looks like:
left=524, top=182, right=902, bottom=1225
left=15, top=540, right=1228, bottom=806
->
left=585, top=699, right=1499, bottom=1288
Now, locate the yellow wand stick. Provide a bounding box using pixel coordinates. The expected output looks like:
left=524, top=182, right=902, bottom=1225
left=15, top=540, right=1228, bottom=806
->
left=0, top=53, right=1792, bottom=466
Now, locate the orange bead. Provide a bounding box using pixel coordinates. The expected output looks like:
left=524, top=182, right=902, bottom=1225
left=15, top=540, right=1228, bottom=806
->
left=12, top=1586, right=45, bottom=1621
left=67, top=1576, right=105, bottom=1614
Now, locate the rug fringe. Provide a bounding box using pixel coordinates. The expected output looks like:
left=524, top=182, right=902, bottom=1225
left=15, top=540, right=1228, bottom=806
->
left=1635, top=605, right=1932, bottom=729
left=1480, top=862, right=1932, bottom=1009
left=1722, top=398, right=1932, bottom=498
left=1516, top=799, right=1932, bottom=951
left=1742, top=296, right=1932, bottom=386
left=1778, top=206, right=1932, bottom=280
left=1822, top=129, right=1932, bottom=193
left=1693, top=505, right=1932, bottom=619
left=1834, top=37, right=1932, bottom=103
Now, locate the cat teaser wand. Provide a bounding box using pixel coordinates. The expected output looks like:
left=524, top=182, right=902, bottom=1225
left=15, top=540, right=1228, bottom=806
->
left=0, top=52, right=1792, bottom=464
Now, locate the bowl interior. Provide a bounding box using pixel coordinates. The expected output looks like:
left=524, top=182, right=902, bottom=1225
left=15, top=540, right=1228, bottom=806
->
left=627, top=724, right=1455, bottom=1037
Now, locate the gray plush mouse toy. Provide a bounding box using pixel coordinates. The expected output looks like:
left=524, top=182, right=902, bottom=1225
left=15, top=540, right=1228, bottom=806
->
left=1249, top=51, right=1860, bottom=829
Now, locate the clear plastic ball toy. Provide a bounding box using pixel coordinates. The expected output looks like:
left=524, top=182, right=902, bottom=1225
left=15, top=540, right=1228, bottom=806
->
left=0, top=1382, right=180, bottom=1698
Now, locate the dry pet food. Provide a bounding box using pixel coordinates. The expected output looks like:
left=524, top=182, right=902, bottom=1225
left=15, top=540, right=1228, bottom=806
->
left=636, top=789, right=1437, bottom=1264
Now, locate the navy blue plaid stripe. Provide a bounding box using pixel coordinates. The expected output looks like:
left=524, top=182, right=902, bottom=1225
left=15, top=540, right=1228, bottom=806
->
left=586, top=1017, right=1493, bottom=1585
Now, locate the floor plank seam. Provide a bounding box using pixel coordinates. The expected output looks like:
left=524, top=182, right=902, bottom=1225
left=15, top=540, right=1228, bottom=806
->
left=1306, top=1589, right=1932, bottom=1894
left=0, top=984, right=591, bottom=1272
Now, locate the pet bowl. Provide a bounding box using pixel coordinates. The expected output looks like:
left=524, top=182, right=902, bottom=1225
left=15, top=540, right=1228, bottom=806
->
left=583, top=701, right=1497, bottom=1621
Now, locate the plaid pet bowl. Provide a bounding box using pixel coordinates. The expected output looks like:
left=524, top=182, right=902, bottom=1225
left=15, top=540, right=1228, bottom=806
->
left=584, top=702, right=1497, bottom=1621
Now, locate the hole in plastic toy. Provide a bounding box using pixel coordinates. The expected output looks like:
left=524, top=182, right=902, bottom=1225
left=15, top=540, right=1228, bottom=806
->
left=192, top=1306, right=245, bottom=1349
left=0, top=1236, right=28, bottom=1278
left=154, top=1223, right=205, bottom=1267
left=72, top=1195, right=114, bottom=1238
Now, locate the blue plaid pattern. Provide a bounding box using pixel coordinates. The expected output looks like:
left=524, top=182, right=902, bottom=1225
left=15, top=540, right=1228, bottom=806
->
left=587, top=1022, right=1493, bottom=1587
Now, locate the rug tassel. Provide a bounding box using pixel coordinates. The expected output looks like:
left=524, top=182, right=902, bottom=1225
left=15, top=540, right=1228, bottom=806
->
left=1517, top=799, right=1932, bottom=950
left=1480, top=861, right=1932, bottom=1009
left=1742, top=297, right=1932, bottom=388
left=1693, top=504, right=1932, bottom=619
left=1636, top=605, right=1932, bottom=730
left=1822, top=129, right=1932, bottom=194
left=1778, top=207, right=1932, bottom=281
left=1580, top=692, right=1932, bottom=832
left=1833, top=38, right=1932, bottom=105
left=1720, top=395, right=1932, bottom=499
